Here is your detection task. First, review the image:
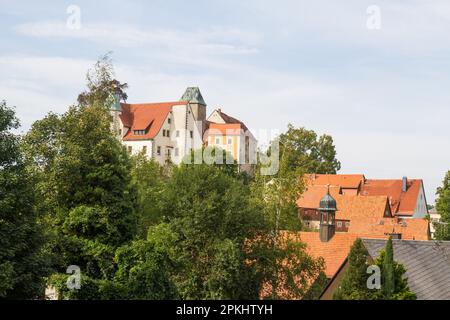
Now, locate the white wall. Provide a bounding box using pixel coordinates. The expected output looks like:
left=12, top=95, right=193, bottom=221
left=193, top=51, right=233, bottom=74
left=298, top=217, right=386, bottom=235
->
left=413, top=182, right=428, bottom=218
left=123, top=140, right=153, bottom=157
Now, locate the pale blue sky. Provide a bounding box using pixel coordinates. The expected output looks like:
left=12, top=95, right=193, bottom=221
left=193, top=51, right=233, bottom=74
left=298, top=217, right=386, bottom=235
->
left=1, top=0, right=449, bottom=203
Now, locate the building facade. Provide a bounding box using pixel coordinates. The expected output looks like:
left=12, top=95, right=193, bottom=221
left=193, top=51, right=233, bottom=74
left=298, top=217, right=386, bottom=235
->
left=110, top=87, right=257, bottom=169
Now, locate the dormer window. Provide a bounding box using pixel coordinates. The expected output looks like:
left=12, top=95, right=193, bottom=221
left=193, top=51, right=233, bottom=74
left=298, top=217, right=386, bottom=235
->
left=134, top=130, right=146, bottom=136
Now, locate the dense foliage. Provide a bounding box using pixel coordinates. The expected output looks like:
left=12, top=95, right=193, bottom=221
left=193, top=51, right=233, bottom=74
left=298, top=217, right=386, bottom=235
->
left=333, top=238, right=416, bottom=300
left=0, top=101, right=48, bottom=299
left=0, top=56, right=335, bottom=300
left=434, top=171, right=450, bottom=240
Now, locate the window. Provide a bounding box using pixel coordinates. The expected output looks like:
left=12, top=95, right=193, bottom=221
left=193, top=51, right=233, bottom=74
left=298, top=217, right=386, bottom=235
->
left=216, top=137, right=221, bottom=144
left=175, top=148, right=179, bottom=157
left=142, top=146, right=147, bottom=154
left=167, top=130, right=170, bottom=137
left=337, top=221, right=342, bottom=228
left=118, top=129, right=122, bottom=136
left=162, top=129, right=166, bottom=137
left=168, top=118, right=171, bottom=124
left=134, top=130, right=146, bottom=136
left=127, top=146, right=132, bottom=153
left=228, top=138, right=232, bottom=145
left=176, top=130, right=180, bottom=137
left=345, top=221, right=350, bottom=228
left=190, top=131, right=193, bottom=139
left=157, top=146, right=161, bottom=156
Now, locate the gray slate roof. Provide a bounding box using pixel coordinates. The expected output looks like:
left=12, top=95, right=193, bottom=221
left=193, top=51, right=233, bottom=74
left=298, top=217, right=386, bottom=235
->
left=362, top=239, right=450, bottom=300
left=180, top=87, right=206, bottom=105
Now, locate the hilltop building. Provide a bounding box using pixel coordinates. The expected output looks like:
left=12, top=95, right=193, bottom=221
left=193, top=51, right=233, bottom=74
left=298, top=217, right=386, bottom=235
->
left=110, top=87, right=256, bottom=169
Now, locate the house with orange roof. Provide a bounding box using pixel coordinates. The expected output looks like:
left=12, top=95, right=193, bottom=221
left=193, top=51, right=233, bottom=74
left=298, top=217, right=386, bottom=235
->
left=286, top=191, right=430, bottom=299
left=298, top=174, right=429, bottom=234
left=110, top=87, right=256, bottom=168
left=204, top=109, right=257, bottom=171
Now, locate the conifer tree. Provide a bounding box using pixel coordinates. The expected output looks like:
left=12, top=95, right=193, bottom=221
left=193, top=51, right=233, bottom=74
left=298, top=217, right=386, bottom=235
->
left=382, top=238, right=395, bottom=298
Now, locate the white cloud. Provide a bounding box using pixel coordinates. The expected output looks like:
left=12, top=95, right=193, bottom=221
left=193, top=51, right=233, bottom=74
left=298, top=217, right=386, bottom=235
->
left=14, top=21, right=261, bottom=57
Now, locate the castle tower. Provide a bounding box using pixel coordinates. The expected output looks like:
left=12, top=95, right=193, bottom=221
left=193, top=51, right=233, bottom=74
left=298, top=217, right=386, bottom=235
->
left=109, top=93, right=122, bottom=138
left=180, top=87, right=207, bottom=122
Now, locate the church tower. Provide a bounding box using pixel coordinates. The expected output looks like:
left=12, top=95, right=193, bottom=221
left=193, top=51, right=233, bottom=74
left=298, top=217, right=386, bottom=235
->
left=319, top=188, right=337, bottom=242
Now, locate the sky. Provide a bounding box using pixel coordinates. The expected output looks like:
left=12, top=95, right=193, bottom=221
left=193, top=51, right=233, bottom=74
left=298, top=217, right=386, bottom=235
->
left=1, top=0, right=449, bottom=204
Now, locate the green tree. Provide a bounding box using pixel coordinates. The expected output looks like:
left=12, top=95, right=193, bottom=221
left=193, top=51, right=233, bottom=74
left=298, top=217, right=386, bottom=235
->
left=333, top=239, right=378, bottom=300
left=381, top=238, right=395, bottom=298
left=130, top=153, right=169, bottom=236
left=374, top=241, right=416, bottom=300
left=253, top=137, right=304, bottom=233
left=0, top=101, right=48, bottom=299
left=23, top=58, right=139, bottom=298
left=278, top=124, right=341, bottom=174
left=333, top=238, right=416, bottom=300
left=77, top=52, right=128, bottom=107
left=154, top=162, right=265, bottom=299
left=434, top=171, right=450, bottom=240
left=113, top=239, right=178, bottom=299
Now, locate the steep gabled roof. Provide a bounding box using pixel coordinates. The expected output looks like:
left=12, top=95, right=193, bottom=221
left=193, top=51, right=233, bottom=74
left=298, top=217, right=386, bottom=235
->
left=334, top=195, right=391, bottom=220
left=297, top=185, right=390, bottom=220
left=362, top=239, right=450, bottom=300
left=209, top=109, right=249, bottom=132
left=297, top=185, right=341, bottom=209
left=120, top=101, right=187, bottom=141
left=361, top=179, right=423, bottom=215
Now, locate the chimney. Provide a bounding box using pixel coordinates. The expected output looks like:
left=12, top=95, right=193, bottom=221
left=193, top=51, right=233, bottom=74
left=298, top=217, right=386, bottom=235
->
left=402, top=176, right=408, bottom=192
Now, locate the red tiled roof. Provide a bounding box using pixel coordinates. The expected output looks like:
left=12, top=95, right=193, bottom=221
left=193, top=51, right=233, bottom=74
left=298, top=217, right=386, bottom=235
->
left=215, top=109, right=249, bottom=131
left=286, top=220, right=429, bottom=279
left=348, top=217, right=430, bottom=240
left=334, top=195, right=391, bottom=220
left=120, top=101, right=187, bottom=141
left=297, top=185, right=341, bottom=209
left=361, top=179, right=423, bottom=215
left=297, top=186, right=391, bottom=220
left=288, top=232, right=360, bottom=278
left=305, top=174, right=365, bottom=189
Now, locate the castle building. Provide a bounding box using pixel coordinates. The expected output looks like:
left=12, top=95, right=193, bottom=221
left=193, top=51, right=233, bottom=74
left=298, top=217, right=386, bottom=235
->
left=110, top=87, right=257, bottom=168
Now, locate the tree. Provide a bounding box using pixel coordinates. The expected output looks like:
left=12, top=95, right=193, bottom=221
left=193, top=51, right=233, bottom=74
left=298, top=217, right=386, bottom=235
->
left=434, top=171, right=450, bottom=240
left=77, top=52, right=128, bottom=107
left=23, top=57, right=139, bottom=298
left=252, top=137, right=304, bottom=233
left=381, top=238, right=395, bottom=298
left=374, top=240, right=416, bottom=300
left=333, top=238, right=416, bottom=300
left=278, top=124, right=341, bottom=174
left=130, top=153, right=169, bottom=237
left=333, top=239, right=378, bottom=300
left=0, top=101, right=48, bottom=299
left=154, top=162, right=266, bottom=299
